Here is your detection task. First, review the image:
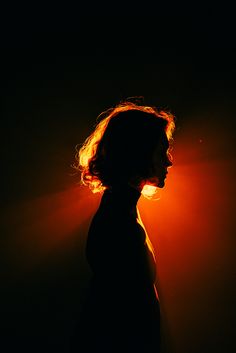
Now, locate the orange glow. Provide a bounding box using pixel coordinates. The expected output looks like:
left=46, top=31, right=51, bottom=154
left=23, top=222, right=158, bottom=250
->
left=3, top=115, right=235, bottom=353
left=137, top=119, right=235, bottom=352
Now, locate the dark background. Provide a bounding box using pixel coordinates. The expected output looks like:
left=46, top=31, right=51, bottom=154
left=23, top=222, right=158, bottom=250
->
left=1, top=4, right=236, bottom=353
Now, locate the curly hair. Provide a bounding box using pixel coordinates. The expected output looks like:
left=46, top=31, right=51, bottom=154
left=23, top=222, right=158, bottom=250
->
left=73, top=101, right=175, bottom=193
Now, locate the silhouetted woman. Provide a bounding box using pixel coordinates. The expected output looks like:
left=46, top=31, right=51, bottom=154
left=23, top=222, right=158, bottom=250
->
left=70, top=100, right=175, bottom=352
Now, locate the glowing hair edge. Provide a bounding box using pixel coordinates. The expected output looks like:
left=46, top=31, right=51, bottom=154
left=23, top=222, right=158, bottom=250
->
left=74, top=102, right=175, bottom=194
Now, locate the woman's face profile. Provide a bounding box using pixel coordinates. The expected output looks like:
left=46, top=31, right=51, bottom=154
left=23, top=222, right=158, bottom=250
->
left=150, top=132, right=173, bottom=188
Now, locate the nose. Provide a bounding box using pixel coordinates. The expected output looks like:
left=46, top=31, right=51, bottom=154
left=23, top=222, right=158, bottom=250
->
left=166, top=152, right=173, bottom=168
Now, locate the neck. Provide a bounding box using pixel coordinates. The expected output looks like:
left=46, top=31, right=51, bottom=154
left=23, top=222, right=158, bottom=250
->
left=103, top=183, right=141, bottom=216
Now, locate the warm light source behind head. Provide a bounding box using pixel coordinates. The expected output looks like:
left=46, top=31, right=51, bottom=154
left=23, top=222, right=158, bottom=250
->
left=141, top=184, right=159, bottom=199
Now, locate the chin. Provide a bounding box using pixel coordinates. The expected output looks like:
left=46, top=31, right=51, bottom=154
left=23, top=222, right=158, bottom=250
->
left=157, top=178, right=166, bottom=188
left=147, top=176, right=165, bottom=188
left=147, top=175, right=166, bottom=189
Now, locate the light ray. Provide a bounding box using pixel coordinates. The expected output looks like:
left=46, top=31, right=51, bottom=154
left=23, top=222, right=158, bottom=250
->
left=2, top=186, right=101, bottom=275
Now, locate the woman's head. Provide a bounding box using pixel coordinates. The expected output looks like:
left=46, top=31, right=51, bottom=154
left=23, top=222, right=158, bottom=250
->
left=74, top=101, right=175, bottom=193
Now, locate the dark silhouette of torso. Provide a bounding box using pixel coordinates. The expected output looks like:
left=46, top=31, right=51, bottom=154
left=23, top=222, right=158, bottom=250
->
left=70, top=185, right=160, bottom=353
